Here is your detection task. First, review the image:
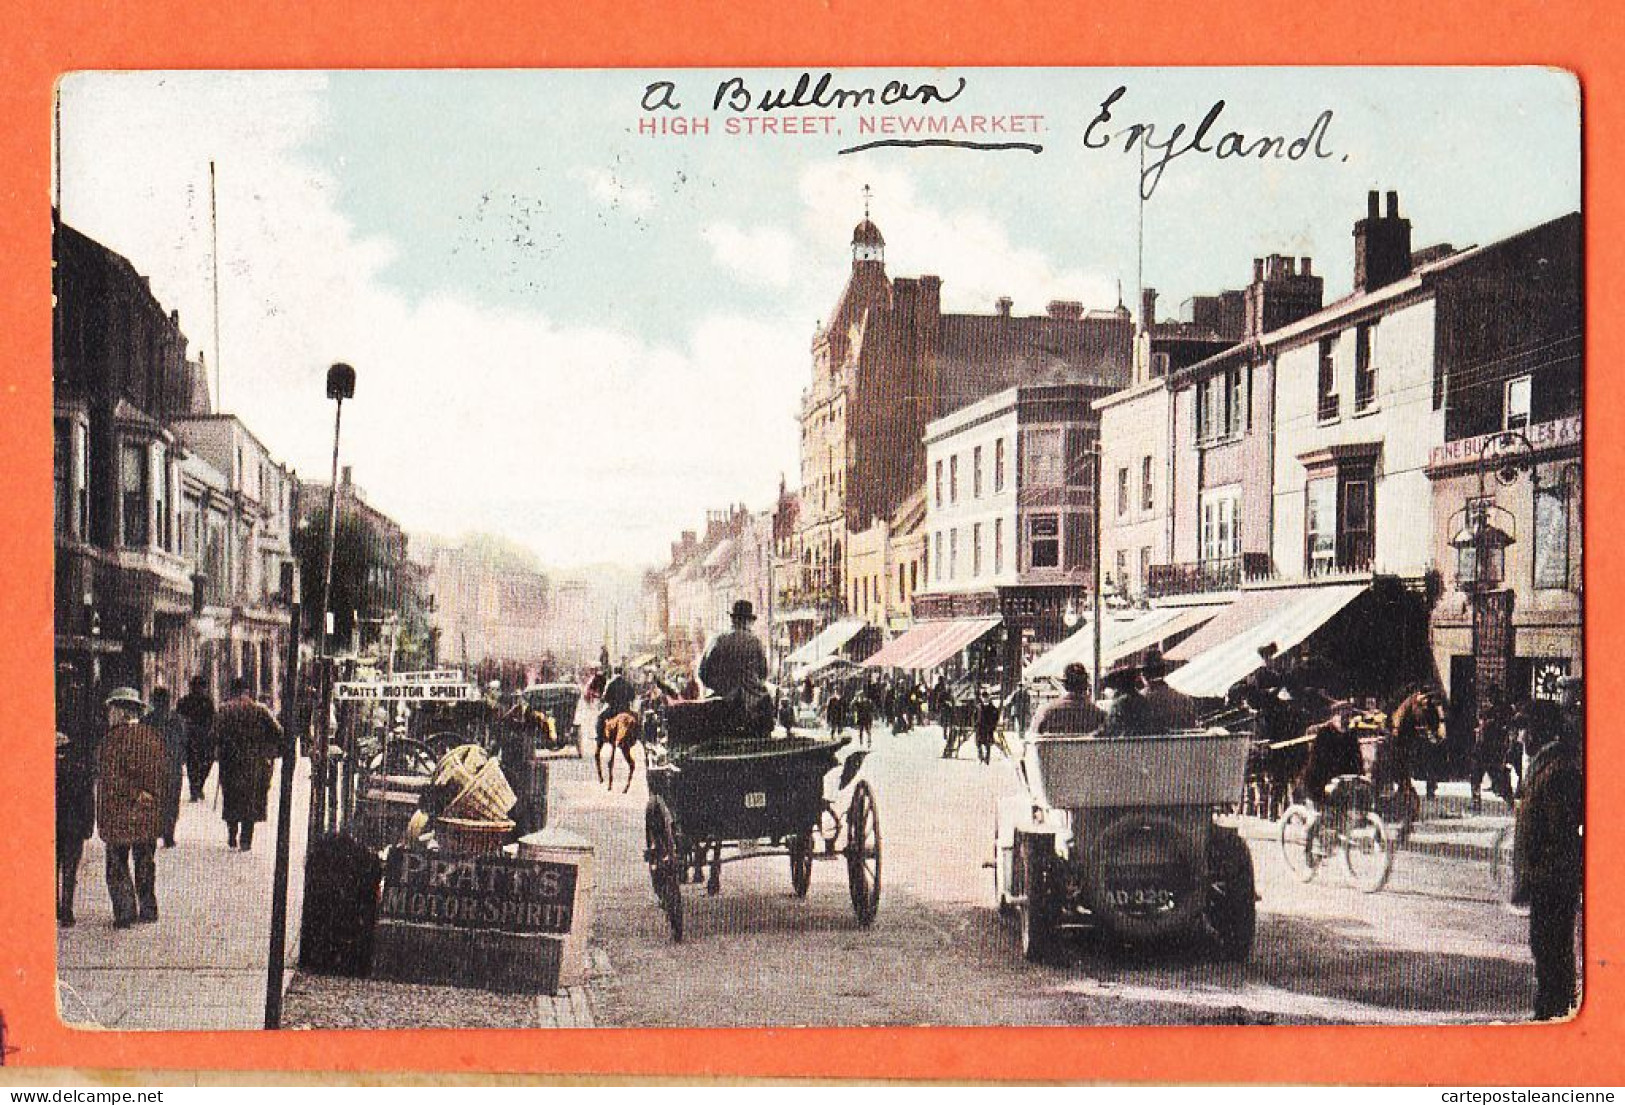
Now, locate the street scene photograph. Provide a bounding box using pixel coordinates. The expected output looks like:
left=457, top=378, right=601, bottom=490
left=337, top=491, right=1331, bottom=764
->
left=48, top=67, right=1582, bottom=1032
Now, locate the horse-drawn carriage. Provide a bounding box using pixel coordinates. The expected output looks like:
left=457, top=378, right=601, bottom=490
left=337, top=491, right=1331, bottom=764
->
left=993, top=728, right=1257, bottom=963
left=643, top=703, right=880, bottom=942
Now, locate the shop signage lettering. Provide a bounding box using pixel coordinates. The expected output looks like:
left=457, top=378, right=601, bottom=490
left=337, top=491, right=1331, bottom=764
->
left=335, top=681, right=478, bottom=702
left=1428, top=416, right=1581, bottom=470
left=391, top=669, right=465, bottom=684
left=379, top=849, right=577, bottom=934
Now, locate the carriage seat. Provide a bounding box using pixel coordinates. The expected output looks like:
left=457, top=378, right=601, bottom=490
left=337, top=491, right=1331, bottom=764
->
left=665, top=695, right=773, bottom=747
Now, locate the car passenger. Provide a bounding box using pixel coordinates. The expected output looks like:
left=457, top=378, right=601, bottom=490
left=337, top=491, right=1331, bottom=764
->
left=1139, top=647, right=1200, bottom=731
left=1099, top=660, right=1152, bottom=737
left=1031, top=663, right=1106, bottom=735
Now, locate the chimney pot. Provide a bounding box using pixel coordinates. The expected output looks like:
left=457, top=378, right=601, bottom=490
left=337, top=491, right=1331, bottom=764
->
left=1301, top=256, right=1313, bottom=275
left=1252, top=258, right=1264, bottom=282
left=995, top=296, right=1013, bottom=317
left=1386, top=191, right=1400, bottom=218
left=1368, top=190, right=1381, bottom=219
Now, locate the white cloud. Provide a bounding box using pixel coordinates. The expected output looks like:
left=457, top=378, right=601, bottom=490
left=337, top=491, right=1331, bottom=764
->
left=700, top=222, right=798, bottom=287
left=575, top=166, right=655, bottom=215
left=59, top=73, right=798, bottom=569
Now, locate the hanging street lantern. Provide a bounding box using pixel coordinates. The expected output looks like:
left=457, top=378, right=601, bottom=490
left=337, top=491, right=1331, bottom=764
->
left=1451, top=504, right=1515, bottom=593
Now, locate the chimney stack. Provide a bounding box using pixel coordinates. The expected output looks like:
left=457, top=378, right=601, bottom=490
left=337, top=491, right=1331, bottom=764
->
left=341, top=465, right=353, bottom=489
left=1045, top=300, right=1083, bottom=320
left=1140, top=286, right=1158, bottom=328
left=995, top=296, right=1013, bottom=317
left=1301, top=257, right=1312, bottom=276
left=1252, top=258, right=1265, bottom=282
left=1354, top=189, right=1413, bottom=293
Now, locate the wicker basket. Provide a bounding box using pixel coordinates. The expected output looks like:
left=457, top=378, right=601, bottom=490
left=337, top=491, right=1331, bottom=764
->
left=434, top=815, right=515, bottom=856
left=431, top=744, right=491, bottom=793
left=441, top=756, right=518, bottom=821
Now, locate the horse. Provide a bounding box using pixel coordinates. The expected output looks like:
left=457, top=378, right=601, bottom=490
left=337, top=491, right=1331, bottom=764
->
left=595, top=709, right=640, bottom=793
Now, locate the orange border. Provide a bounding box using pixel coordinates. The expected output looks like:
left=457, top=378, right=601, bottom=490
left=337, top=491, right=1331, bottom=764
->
left=0, top=0, right=1618, bottom=1082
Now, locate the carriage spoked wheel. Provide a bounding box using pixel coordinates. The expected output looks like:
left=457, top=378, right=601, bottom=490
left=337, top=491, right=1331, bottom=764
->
left=645, top=797, right=684, bottom=942
left=844, top=781, right=882, bottom=925
left=788, top=830, right=814, bottom=897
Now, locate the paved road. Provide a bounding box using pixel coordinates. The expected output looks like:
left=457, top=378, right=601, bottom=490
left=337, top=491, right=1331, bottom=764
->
left=56, top=759, right=310, bottom=1030
left=559, top=722, right=1541, bottom=1027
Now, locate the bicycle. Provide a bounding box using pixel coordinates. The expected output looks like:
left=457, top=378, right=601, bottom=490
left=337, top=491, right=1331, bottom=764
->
left=1278, top=774, right=1396, bottom=893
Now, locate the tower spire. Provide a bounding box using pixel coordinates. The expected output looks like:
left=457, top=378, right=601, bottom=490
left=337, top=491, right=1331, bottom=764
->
left=862, top=182, right=872, bottom=220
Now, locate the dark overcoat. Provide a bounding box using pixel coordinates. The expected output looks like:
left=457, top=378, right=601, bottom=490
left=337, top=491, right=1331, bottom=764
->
left=216, top=696, right=283, bottom=824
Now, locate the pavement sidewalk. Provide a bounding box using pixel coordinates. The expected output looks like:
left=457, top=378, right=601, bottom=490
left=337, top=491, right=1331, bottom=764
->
left=57, top=757, right=310, bottom=1030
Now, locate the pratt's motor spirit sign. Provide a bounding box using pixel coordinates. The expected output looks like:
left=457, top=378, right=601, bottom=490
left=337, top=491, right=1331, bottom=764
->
left=392, top=669, right=465, bottom=683
left=334, top=681, right=478, bottom=702
left=380, top=849, right=578, bottom=934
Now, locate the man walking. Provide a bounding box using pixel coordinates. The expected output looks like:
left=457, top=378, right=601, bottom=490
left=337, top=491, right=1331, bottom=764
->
left=973, top=691, right=1001, bottom=764
left=215, top=678, right=283, bottom=852
left=97, top=687, right=166, bottom=926
left=146, top=687, right=187, bottom=848
left=176, top=674, right=216, bottom=802
left=852, top=688, right=875, bottom=748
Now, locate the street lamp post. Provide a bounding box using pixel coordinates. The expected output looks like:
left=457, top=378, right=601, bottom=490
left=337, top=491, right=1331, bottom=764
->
left=1091, top=441, right=1104, bottom=700
left=310, top=363, right=355, bottom=840
left=1451, top=431, right=1533, bottom=711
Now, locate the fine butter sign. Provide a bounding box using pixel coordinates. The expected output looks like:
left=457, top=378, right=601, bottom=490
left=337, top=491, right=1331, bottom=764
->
left=380, top=849, right=577, bottom=934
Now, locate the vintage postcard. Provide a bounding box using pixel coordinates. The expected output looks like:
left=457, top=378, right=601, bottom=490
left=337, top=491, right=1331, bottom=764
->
left=39, top=65, right=1581, bottom=1043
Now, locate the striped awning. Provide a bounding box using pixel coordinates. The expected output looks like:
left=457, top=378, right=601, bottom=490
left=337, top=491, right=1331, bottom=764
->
left=1164, top=583, right=1368, bottom=698
left=861, top=616, right=1002, bottom=671
left=1024, top=605, right=1223, bottom=682
left=784, top=618, right=870, bottom=668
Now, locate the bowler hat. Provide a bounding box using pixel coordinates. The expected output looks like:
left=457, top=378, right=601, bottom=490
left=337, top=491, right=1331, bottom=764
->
left=731, top=599, right=757, bottom=622
left=104, top=686, right=147, bottom=711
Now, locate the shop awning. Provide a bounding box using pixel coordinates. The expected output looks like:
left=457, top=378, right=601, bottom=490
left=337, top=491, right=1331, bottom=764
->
left=862, top=616, right=1002, bottom=671
left=784, top=618, right=870, bottom=668
left=1024, top=605, right=1223, bottom=682
left=1164, top=583, right=1368, bottom=699
left=627, top=653, right=659, bottom=669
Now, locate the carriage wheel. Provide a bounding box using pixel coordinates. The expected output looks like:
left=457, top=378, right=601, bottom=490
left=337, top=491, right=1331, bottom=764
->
left=789, top=830, right=814, bottom=897
left=645, top=797, right=684, bottom=942
left=845, top=781, right=882, bottom=925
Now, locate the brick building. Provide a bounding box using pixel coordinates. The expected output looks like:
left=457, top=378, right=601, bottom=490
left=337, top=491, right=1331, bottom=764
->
left=791, top=212, right=1135, bottom=627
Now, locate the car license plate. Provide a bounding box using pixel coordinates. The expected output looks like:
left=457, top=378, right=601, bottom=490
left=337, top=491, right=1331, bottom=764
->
left=744, top=791, right=767, bottom=809
left=1104, top=864, right=1185, bottom=915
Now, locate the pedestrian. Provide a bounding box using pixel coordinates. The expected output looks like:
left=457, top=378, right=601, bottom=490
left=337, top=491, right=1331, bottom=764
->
left=825, top=688, right=848, bottom=737
left=852, top=689, right=875, bottom=748
left=55, top=729, right=96, bottom=927
left=97, top=687, right=166, bottom=927
left=215, top=677, right=283, bottom=852
left=973, top=692, right=1000, bottom=764
left=1514, top=682, right=1583, bottom=1021
left=1032, top=663, right=1107, bottom=735
left=176, top=674, right=216, bottom=802
left=1470, top=685, right=1516, bottom=813
left=145, top=687, right=187, bottom=849
left=1007, top=682, right=1032, bottom=736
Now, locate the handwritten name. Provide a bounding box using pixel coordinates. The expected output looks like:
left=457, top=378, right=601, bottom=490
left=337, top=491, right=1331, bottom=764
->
left=1085, top=86, right=1341, bottom=199
left=642, top=72, right=968, bottom=114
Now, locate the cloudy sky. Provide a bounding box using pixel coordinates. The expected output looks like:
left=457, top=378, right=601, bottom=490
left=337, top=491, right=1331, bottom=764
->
left=57, top=68, right=1579, bottom=568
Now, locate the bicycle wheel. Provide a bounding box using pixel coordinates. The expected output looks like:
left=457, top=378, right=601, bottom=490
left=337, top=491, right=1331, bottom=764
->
left=1278, top=805, right=1321, bottom=883
left=1343, top=811, right=1395, bottom=893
